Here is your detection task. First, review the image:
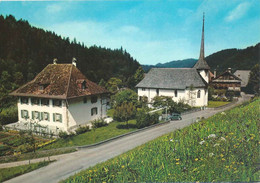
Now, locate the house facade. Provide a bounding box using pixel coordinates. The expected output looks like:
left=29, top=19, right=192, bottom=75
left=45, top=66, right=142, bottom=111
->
left=136, top=14, right=209, bottom=107
left=10, top=60, right=109, bottom=133
left=211, top=68, right=242, bottom=91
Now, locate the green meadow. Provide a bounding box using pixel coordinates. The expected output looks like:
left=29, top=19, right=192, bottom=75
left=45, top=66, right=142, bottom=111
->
left=62, top=98, right=259, bottom=182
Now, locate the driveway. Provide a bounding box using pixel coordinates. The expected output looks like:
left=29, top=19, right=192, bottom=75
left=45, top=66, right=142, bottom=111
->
left=5, top=95, right=251, bottom=183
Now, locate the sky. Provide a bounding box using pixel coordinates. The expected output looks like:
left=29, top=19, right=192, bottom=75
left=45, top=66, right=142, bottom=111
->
left=0, top=0, right=259, bottom=65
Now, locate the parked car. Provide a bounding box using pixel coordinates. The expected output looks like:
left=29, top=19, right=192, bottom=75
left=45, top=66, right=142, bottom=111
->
left=167, top=113, right=182, bottom=120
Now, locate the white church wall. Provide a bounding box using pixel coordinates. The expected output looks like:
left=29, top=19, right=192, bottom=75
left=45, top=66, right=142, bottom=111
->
left=138, top=87, right=208, bottom=107
left=199, top=70, right=209, bottom=83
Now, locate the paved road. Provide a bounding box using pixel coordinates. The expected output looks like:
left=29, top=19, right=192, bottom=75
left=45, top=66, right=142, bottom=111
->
left=5, top=95, right=251, bottom=183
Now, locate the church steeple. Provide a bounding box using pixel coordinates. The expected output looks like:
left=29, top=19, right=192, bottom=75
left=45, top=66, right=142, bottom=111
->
left=193, top=13, right=210, bottom=70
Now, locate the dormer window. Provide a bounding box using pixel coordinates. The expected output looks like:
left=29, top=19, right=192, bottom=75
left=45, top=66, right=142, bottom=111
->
left=39, top=85, right=44, bottom=91
left=82, top=81, right=86, bottom=90
left=38, top=83, right=49, bottom=91
left=77, top=79, right=87, bottom=90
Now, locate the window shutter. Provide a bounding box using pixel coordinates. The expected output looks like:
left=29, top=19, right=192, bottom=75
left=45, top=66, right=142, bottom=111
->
left=32, top=111, right=34, bottom=119
left=60, top=114, right=62, bottom=123
left=21, top=110, right=24, bottom=118
left=53, top=113, right=55, bottom=122
left=47, top=113, right=50, bottom=121
left=40, top=112, right=43, bottom=121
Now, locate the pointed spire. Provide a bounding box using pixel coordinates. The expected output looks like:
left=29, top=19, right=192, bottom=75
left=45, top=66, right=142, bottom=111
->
left=193, top=12, right=210, bottom=70
left=199, top=12, right=205, bottom=60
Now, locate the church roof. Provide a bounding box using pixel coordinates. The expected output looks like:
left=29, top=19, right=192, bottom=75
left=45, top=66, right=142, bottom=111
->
left=136, top=68, right=207, bottom=89
left=233, top=70, right=250, bottom=87
left=10, top=64, right=108, bottom=99
left=193, top=13, right=210, bottom=70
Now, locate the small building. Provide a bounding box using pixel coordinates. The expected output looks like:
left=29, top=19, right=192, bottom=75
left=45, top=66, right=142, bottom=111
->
left=233, top=70, right=250, bottom=88
left=210, top=68, right=242, bottom=91
left=136, top=14, right=209, bottom=107
left=10, top=59, right=109, bottom=133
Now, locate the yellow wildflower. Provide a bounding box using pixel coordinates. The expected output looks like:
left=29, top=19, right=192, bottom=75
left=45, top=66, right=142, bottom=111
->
left=121, top=165, right=125, bottom=168
left=225, top=166, right=229, bottom=168
left=241, top=162, right=244, bottom=165
left=176, top=162, right=180, bottom=165
left=176, top=158, right=180, bottom=161
left=195, top=158, right=199, bottom=161
left=222, top=158, right=225, bottom=161
left=220, top=154, right=224, bottom=157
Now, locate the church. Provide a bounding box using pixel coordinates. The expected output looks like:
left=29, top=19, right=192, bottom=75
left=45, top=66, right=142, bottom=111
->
left=136, top=14, right=210, bottom=107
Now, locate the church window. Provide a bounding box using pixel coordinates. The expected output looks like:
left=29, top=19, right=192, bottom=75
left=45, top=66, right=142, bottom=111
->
left=174, top=90, right=178, bottom=97
left=156, top=89, right=159, bottom=96
left=197, top=90, right=201, bottom=98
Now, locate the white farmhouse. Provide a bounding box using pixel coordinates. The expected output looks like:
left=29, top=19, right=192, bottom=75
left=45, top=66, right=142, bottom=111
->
left=10, top=59, right=109, bottom=133
left=136, top=14, right=210, bottom=107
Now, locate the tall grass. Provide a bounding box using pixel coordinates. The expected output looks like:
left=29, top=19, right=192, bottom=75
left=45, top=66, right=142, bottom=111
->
left=63, top=99, right=259, bottom=182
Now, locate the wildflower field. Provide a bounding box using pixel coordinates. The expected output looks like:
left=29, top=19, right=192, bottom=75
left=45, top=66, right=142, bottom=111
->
left=63, top=99, right=259, bottom=182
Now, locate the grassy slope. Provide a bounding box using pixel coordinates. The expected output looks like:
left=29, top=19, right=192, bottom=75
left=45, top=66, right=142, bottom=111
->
left=208, top=101, right=230, bottom=108
left=63, top=99, right=259, bottom=182
left=42, top=120, right=137, bottom=149
left=0, top=161, right=53, bottom=182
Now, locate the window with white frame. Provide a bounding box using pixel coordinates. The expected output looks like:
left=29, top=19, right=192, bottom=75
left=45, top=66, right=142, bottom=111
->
left=53, top=113, right=62, bottom=122
left=31, top=98, right=40, bottom=105
left=91, top=107, right=98, bottom=116
left=142, top=88, right=146, bottom=91
left=91, top=96, right=98, bottom=103
left=83, top=97, right=87, bottom=103
left=32, top=111, right=40, bottom=120
left=21, top=110, right=29, bottom=119
left=53, top=99, right=62, bottom=107
left=41, top=98, right=49, bottom=106
left=41, top=112, right=50, bottom=121
left=21, top=97, right=28, bottom=104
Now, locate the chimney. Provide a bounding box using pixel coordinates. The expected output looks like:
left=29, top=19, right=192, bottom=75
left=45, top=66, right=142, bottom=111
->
left=72, top=57, right=77, bottom=67
left=227, top=68, right=231, bottom=73
left=53, top=58, right=58, bottom=64
left=214, top=69, right=216, bottom=78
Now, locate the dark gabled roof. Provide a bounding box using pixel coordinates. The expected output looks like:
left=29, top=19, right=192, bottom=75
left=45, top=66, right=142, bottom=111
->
left=234, top=70, right=250, bottom=87
left=136, top=68, right=207, bottom=89
left=10, top=64, right=108, bottom=99
left=211, top=70, right=242, bottom=83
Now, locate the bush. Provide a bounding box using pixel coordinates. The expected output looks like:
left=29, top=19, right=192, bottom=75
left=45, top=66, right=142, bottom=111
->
left=0, top=106, right=18, bottom=125
left=91, top=119, right=108, bottom=129
left=75, top=125, right=90, bottom=135
left=58, top=131, right=69, bottom=139
left=136, top=110, right=159, bottom=129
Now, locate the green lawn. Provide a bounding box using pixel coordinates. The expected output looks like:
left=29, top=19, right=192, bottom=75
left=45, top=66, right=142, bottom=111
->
left=62, top=98, right=259, bottom=182
left=42, top=120, right=137, bottom=149
left=0, top=161, right=53, bottom=182
left=208, top=101, right=230, bottom=108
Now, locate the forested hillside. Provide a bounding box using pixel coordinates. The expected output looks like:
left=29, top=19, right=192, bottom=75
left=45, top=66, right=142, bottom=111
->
left=205, top=43, right=259, bottom=72
left=0, top=15, right=140, bottom=108
left=142, top=43, right=259, bottom=73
